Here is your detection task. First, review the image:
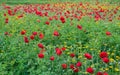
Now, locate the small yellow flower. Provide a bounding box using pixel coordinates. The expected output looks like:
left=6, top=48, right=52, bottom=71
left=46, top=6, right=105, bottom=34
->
left=64, top=45, right=67, bottom=48
left=72, top=58, right=76, bottom=63
left=96, top=21, right=99, bottom=24
left=107, top=52, right=110, bottom=55
left=67, top=52, right=70, bottom=55
left=34, top=48, right=36, bottom=50
left=105, top=68, right=109, bottom=71
left=100, top=68, right=104, bottom=71
left=110, top=58, right=114, bottom=62
left=111, top=53, right=114, bottom=56
left=98, top=50, right=101, bottom=53
left=78, top=56, right=82, bottom=59
left=115, top=68, right=119, bottom=72
left=64, top=42, right=67, bottom=44
left=90, top=48, right=93, bottom=51
left=104, top=44, right=107, bottom=46
left=91, top=64, right=95, bottom=67
left=85, top=46, right=88, bottom=48
left=116, top=56, right=120, bottom=59
left=109, top=66, right=113, bottom=68
left=84, top=72, right=88, bottom=74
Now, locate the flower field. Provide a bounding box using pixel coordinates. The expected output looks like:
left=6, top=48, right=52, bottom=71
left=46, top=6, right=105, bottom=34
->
left=0, top=1, right=120, bottom=75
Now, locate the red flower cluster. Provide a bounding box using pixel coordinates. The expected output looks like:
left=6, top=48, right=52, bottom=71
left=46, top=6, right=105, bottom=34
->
left=60, top=16, right=66, bottom=23
left=5, top=18, right=9, bottom=23
left=55, top=48, right=62, bottom=56
left=100, top=51, right=109, bottom=63
left=24, top=36, right=29, bottom=43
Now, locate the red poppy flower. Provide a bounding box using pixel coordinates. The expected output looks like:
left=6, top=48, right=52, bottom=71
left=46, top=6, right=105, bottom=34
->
left=103, top=72, right=108, bottom=75
left=30, top=35, right=34, bottom=40
left=4, top=32, right=9, bottom=35
left=61, top=20, right=66, bottom=23
left=99, top=52, right=108, bottom=58
left=84, top=53, right=92, bottom=59
left=49, top=17, right=53, bottom=21
left=55, top=48, right=61, bottom=51
left=24, top=36, right=29, bottom=43
left=32, top=32, right=37, bottom=36
left=76, top=61, right=82, bottom=67
left=102, top=57, right=109, bottom=63
left=70, top=64, right=74, bottom=69
left=77, top=25, right=82, bottom=30
left=39, top=33, right=44, bottom=39
left=18, top=14, right=23, bottom=18
left=106, top=31, right=111, bottom=36
left=21, top=30, right=26, bottom=35
left=8, top=9, right=12, bottom=15
left=5, top=18, right=8, bottom=23
left=60, top=16, right=66, bottom=23
left=73, top=67, right=79, bottom=72
left=38, top=53, right=44, bottom=58
left=61, top=64, right=67, bottom=69
left=70, top=53, right=75, bottom=58
left=4, top=13, right=6, bottom=16
left=45, top=21, right=50, bottom=25
left=96, top=72, right=103, bottom=75
left=61, top=47, right=66, bottom=51
left=56, top=49, right=62, bottom=56
left=53, top=31, right=59, bottom=36
left=86, top=67, right=94, bottom=74
left=38, top=43, right=44, bottom=49
left=60, top=16, right=65, bottom=21
left=50, top=56, right=55, bottom=61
